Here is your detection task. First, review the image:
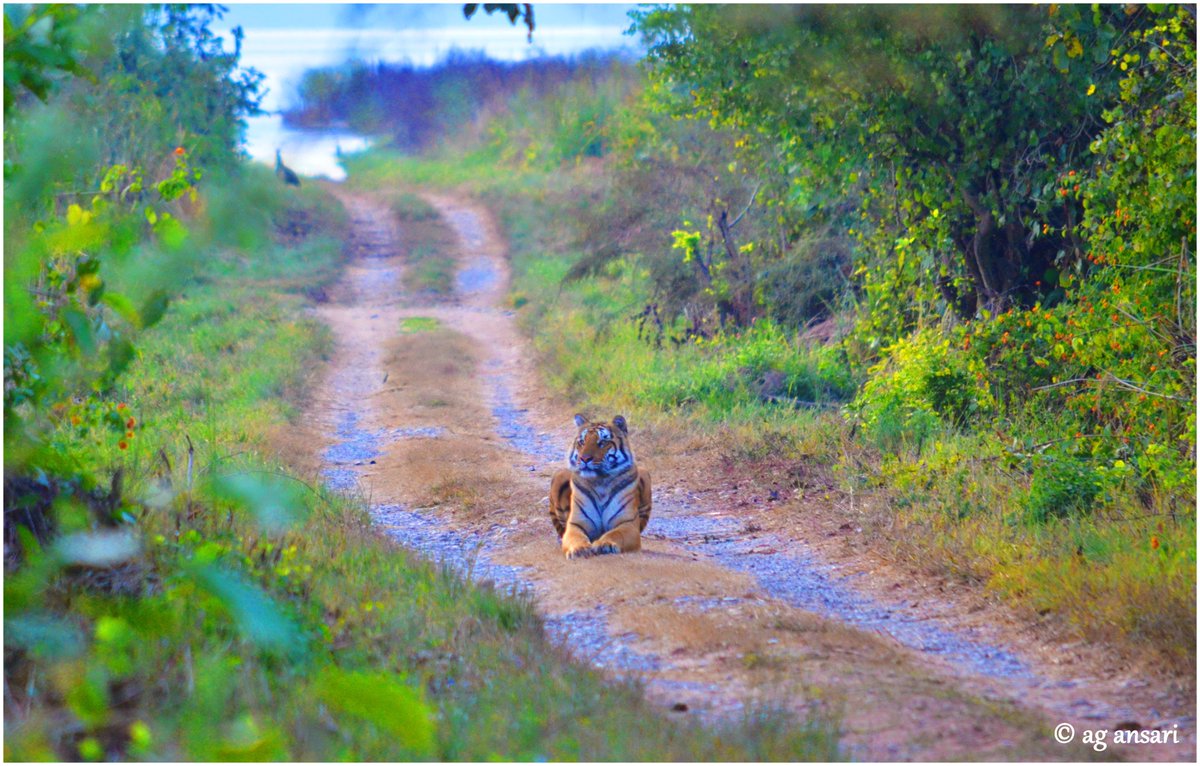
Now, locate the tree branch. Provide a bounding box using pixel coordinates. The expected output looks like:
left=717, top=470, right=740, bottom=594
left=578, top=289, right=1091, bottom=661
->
left=727, top=182, right=761, bottom=230
left=1032, top=372, right=1190, bottom=402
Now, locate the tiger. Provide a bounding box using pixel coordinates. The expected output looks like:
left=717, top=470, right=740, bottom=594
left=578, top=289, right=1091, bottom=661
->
left=549, top=414, right=652, bottom=559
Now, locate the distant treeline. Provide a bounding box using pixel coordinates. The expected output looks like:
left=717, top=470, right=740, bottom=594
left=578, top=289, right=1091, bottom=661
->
left=283, top=51, right=634, bottom=151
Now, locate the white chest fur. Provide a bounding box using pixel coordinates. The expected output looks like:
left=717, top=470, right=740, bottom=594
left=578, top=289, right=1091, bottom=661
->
left=571, top=470, right=638, bottom=539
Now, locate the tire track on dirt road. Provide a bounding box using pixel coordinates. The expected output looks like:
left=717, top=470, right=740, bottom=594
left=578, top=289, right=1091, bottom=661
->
left=307, top=187, right=1193, bottom=762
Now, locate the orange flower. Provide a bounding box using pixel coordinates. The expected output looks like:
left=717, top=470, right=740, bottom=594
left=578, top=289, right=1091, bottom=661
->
left=1151, top=536, right=1160, bottom=550
left=126, top=417, right=136, bottom=429
left=174, top=146, right=186, bottom=156
left=118, top=440, right=128, bottom=450
left=125, top=430, right=134, bottom=439
left=116, top=402, right=127, bottom=411
left=70, top=415, right=81, bottom=426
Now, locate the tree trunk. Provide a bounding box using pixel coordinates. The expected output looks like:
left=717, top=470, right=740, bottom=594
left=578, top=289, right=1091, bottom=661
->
left=718, top=209, right=755, bottom=325
left=961, top=186, right=1019, bottom=314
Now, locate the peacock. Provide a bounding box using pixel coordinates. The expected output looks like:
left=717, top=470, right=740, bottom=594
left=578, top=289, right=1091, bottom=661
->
left=275, top=149, right=301, bottom=187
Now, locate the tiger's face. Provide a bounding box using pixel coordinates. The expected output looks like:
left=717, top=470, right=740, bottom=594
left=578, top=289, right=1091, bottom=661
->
left=568, top=414, right=633, bottom=479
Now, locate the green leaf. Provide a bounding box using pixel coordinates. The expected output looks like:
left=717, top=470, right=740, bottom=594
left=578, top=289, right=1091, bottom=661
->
left=55, top=530, right=141, bottom=567
left=61, top=307, right=96, bottom=355
left=138, top=289, right=169, bottom=329
left=100, top=291, right=141, bottom=328
left=155, top=214, right=188, bottom=250
left=189, top=564, right=302, bottom=654
left=313, top=667, right=436, bottom=756
left=106, top=337, right=136, bottom=378
left=66, top=667, right=111, bottom=728
left=3, top=612, right=85, bottom=660
left=210, top=472, right=309, bottom=535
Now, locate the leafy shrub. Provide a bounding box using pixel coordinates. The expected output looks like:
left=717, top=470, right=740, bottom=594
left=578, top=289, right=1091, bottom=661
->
left=1025, top=455, right=1102, bottom=523
left=758, top=231, right=854, bottom=330
left=852, top=330, right=992, bottom=452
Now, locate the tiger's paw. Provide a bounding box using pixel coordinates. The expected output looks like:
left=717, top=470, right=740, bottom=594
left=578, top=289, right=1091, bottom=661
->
left=565, top=545, right=594, bottom=560
left=590, top=542, right=620, bottom=556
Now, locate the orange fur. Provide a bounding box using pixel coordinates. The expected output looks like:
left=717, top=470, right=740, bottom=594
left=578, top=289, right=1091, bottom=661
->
left=549, top=414, right=651, bottom=559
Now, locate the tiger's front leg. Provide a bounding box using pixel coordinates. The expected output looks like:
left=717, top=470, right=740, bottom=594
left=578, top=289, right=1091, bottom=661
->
left=589, top=518, right=641, bottom=555
left=552, top=469, right=593, bottom=558
left=561, top=521, right=595, bottom=559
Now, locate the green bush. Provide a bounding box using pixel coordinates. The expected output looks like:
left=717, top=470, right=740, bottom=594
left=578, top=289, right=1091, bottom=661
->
left=1025, top=455, right=1102, bottom=523
left=852, top=330, right=992, bottom=452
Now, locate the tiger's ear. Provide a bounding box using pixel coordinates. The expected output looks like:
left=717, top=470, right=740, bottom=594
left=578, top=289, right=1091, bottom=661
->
left=573, top=414, right=588, bottom=428
left=612, top=415, right=628, bottom=434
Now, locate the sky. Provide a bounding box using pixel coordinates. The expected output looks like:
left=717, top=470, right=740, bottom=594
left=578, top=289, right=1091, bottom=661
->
left=218, top=3, right=641, bottom=112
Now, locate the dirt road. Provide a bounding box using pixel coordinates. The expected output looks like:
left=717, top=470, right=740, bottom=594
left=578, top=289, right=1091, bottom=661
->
left=305, top=188, right=1194, bottom=761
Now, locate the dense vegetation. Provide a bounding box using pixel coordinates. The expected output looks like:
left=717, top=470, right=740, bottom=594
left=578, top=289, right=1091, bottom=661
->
left=3, top=5, right=839, bottom=760
left=334, top=3, right=1195, bottom=670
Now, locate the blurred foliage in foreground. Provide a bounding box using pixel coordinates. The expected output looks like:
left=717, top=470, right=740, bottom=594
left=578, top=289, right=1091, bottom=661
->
left=336, top=3, right=1195, bottom=671
left=3, top=5, right=841, bottom=760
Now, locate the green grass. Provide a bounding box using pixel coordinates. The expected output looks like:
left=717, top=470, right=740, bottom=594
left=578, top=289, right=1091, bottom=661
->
left=406, top=240, right=456, bottom=295
left=4, top=164, right=842, bottom=761
left=344, top=143, right=1196, bottom=676
left=365, top=185, right=459, bottom=296
left=399, top=316, right=442, bottom=334
left=389, top=191, right=439, bottom=222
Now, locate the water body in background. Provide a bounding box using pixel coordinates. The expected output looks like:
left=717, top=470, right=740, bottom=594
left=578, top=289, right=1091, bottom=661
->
left=221, top=4, right=638, bottom=181
left=244, top=114, right=370, bottom=182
